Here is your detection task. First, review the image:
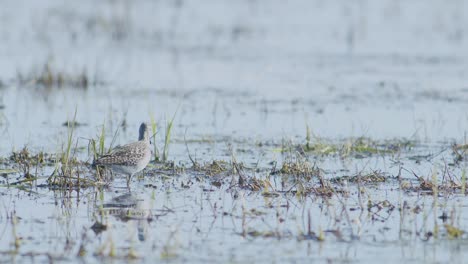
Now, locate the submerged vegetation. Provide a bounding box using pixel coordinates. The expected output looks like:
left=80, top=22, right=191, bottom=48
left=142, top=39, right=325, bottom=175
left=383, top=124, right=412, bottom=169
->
left=16, top=61, right=93, bottom=89
left=300, top=135, right=414, bottom=158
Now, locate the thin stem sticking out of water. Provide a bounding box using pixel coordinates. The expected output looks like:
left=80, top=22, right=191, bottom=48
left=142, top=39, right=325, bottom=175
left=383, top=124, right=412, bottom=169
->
left=162, top=112, right=176, bottom=162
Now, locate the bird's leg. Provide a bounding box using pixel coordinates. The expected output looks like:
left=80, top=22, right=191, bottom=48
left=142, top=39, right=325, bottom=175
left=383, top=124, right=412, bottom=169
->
left=126, top=173, right=132, bottom=190
left=109, top=169, right=114, bottom=182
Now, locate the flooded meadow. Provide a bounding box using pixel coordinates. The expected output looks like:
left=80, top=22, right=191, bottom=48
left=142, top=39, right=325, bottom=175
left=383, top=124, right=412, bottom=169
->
left=2, top=0, right=468, bottom=263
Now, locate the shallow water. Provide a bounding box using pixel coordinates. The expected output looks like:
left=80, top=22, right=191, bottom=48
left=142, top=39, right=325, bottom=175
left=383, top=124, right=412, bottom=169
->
left=1, top=0, right=468, bottom=263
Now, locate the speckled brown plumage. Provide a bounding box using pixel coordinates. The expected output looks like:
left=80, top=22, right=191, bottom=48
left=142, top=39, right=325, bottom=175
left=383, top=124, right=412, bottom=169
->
left=94, top=123, right=151, bottom=183
left=94, top=140, right=149, bottom=167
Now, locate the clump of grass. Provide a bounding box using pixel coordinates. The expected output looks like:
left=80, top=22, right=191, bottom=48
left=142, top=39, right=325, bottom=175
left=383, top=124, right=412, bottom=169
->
left=302, top=123, right=336, bottom=155
left=89, top=124, right=108, bottom=181
left=341, top=137, right=413, bottom=158
left=273, top=155, right=319, bottom=181
left=150, top=114, right=160, bottom=162
left=162, top=112, right=177, bottom=162
left=279, top=160, right=317, bottom=176
left=270, top=153, right=337, bottom=197
left=302, top=137, right=337, bottom=155
left=62, top=112, right=77, bottom=170
left=9, top=147, right=46, bottom=181
left=405, top=166, right=466, bottom=195
left=260, top=178, right=278, bottom=197
left=342, top=137, right=380, bottom=157
left=194, top=160, right=229, bottom=176
left=452, top=143, right=468, bottom=164
left=246, top=229, right=292, bottom=239
left=48, top=110, right=94, bottom=188
left=300, top=133, right=413, bottom=157
left=332, top=170, right=387, bottom=184
left=444, top=224, right=464, bottom=239
left=150, top=111, right=177, bottom=163
left=224, top=151, right=266, bottom=191
left=18, top=61, right=90, bottom=89
left=89, top=124, right=107, bottom=159
left=89, top=121, right=123, bottom=182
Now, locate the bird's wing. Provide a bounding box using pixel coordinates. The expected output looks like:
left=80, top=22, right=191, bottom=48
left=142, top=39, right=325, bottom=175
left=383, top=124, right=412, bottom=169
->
left=95, top=142, right=146, bottom=166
